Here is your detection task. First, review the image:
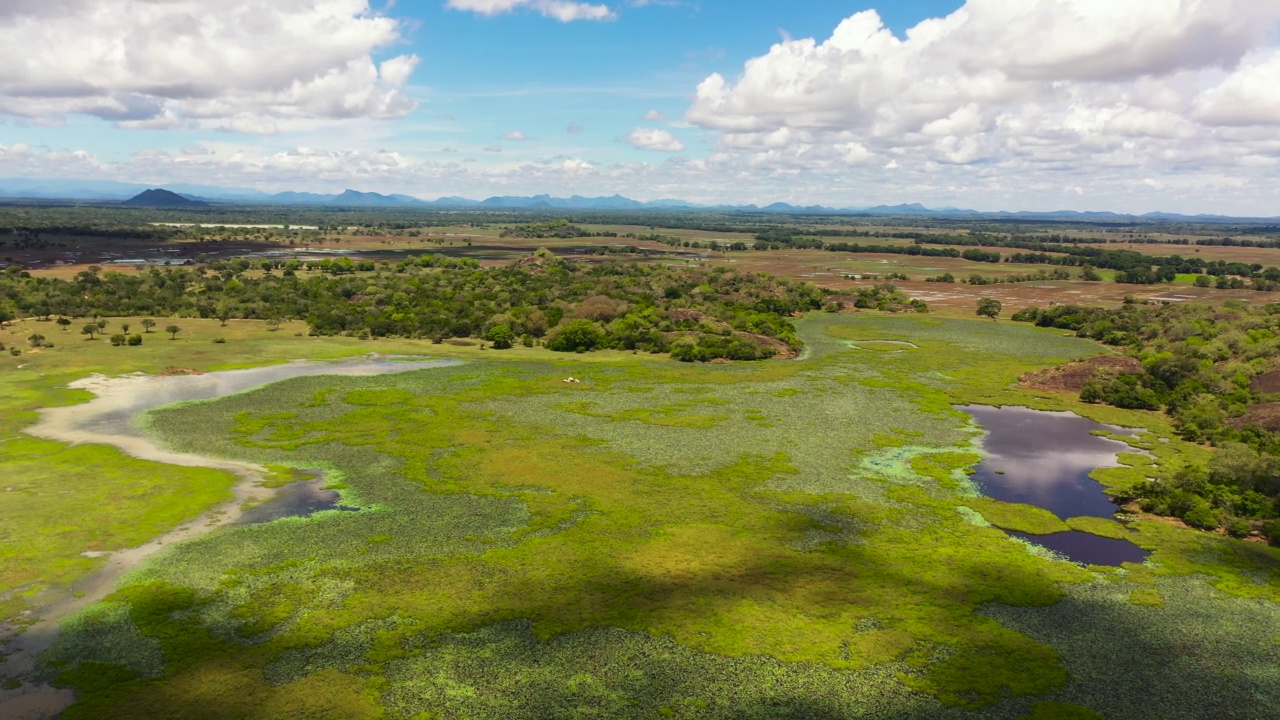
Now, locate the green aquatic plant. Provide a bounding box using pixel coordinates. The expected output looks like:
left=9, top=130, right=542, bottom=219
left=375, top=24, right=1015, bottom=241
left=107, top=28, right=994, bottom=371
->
left=35, top=314, right=1280, bottom=719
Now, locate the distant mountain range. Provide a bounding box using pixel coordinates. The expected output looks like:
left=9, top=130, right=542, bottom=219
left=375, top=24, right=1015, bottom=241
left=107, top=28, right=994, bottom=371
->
left=1, top=177, right=1276, bottom=223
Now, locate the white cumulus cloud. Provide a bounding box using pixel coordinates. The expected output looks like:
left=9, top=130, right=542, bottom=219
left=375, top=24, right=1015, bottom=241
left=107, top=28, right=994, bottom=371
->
left=626, top=127, right=684, bottom=152
left=447, top=0, right=616, bottom=22
left=0, top=0, right=419, bottom=132
left=685, top=1, right=1280, bottom=185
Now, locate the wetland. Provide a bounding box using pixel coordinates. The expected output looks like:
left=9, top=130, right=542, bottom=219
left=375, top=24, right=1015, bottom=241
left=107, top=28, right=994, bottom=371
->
left=2, top=312, right=1276, bottom=719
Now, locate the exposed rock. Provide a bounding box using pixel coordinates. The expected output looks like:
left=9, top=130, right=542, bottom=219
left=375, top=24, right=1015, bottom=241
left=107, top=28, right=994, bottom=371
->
left=1019, top=354, right=1143, bottom=393
left=1230, top=402, right=1280, bottom=432
left=1249, top=369, right=1280, bottom=394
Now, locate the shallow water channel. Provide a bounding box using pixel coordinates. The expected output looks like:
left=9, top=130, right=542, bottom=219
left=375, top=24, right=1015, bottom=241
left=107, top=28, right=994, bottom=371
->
left=959, top=405, right=1151, bottom=567
left=0, top=356, right=456, bottom=715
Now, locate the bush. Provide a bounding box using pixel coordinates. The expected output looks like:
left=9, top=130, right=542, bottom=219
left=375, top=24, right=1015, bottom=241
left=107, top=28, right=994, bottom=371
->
left=1224, top=516, right=1252, bottom=538
left=110, top=334, right=127, bottom=346
left=1182, top=498, right=1219, bottom=530
left=213, top=337, right=227, bottom=344
left=1080, top=374, right=1161, bottom=410
left=1264, top=520, right=1280, bottom=547
left=487, top=324, right=515, bottom=350
left=547, top=320, right=602, bottom=353
left=1011, top=307, right=1041, bottom=323
left=671, top=335, right=775, bottom=363
left=127, top=334, right=143, bottom=346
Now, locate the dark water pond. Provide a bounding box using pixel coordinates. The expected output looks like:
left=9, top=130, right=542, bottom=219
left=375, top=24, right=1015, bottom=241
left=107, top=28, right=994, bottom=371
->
left=236, top=479, right=359, bottom=525
left=960, top=405, right=1151, bottom=566
left=1006, top=531, right=1151, bottom=566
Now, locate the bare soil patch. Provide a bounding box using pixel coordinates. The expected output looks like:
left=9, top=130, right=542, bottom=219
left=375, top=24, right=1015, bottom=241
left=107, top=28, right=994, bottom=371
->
left=159, top=366, right=202, bottom=376
left=1231, top=402, right=1280, bottom=431
left=1249, top=369, right=1280, bottom=394
left=1019, top=355, right=1143, bottom=392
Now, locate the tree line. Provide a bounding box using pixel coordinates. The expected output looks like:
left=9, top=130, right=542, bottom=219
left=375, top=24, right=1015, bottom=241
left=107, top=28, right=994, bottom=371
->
left=0, top=250, right=829, bottom=362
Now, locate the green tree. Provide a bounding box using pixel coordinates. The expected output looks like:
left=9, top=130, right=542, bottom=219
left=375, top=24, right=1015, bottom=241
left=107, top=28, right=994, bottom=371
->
left=165, top=325, right=182, bottom=340
left=547, top=320, right=602, bottom=353
left=142, top=319, right=156, bottom=333
left=977, top=298, right=1003, bottom=320
left=56, top=317, right=71, bottom=331
left=81, top=324, right=99, bottom=339
left=487, top=324, right=515, bottom=350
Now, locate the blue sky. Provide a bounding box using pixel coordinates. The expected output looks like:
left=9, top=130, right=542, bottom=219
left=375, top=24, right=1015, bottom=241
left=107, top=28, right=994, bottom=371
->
left=1, top=1, right=1279, bottom=214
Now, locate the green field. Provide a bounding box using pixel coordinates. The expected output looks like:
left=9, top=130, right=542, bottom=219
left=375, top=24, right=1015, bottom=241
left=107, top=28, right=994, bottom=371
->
left=6, top=314, right=1275, bottom=719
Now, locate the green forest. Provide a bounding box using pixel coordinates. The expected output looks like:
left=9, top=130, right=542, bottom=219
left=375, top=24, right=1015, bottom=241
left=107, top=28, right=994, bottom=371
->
left=0, top=251, right=830, bottom=362
left=1014, top=302, right=1280, bottom=537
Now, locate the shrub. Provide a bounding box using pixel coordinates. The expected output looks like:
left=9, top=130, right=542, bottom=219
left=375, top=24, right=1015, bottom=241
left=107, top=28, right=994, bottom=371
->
left=547, top=320, right=602, bottom=353
left=671, top=335, right=775, bottom=362
left=1224, top=516, right=1252, bottom=538
left=1080, top=374, right=1161, bottom=411
left=128, top=334, right=143, bottom=346
left=1182, top=498, right=1219, bottom=530
left=110, top=334, right=127, bottom=346
left=487, top=324, right=515, bottom=350
left=1264, top=520, right=1280, bottom=547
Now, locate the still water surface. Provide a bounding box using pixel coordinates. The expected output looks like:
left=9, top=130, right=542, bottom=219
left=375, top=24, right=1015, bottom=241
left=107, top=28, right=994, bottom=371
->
left=236, top=479, right=360, bottom=524
left=959, top=405, right=1151, bottom=566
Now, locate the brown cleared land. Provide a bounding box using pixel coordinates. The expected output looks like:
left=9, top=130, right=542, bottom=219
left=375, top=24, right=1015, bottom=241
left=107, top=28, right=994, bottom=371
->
left=13, top=220, right=1280, bottom=315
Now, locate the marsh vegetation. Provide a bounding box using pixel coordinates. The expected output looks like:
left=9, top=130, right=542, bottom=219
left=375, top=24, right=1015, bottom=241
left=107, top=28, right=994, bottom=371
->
left=3, top=207, right=1280, bottom=719
left=2, top=313, right=1274, bottom=719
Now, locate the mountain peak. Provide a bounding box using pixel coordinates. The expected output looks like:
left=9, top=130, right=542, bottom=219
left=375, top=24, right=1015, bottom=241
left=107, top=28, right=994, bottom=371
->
left=122, top=188, right=208, bottom=208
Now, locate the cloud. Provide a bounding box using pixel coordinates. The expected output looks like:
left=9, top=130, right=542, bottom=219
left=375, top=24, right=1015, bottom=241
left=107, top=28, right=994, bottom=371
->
left=685, top=1, right=1280, bottom=184
left=626, top=127, right=684, bottom=152
left=502, top=130, right=531, bottom=141
left=447, top=0, right=616, bottom=22
left=566, top=122, right=585, bottom=134
left=1195, top=51, right=1280, bottom=126
left=0, top=0, right=418, bottom=132
left=643, top=109, right=666, bottom=121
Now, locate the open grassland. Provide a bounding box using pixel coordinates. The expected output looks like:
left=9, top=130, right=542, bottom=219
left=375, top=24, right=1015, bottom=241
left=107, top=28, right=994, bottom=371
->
left=12, top=314, right=1274, bottom=719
